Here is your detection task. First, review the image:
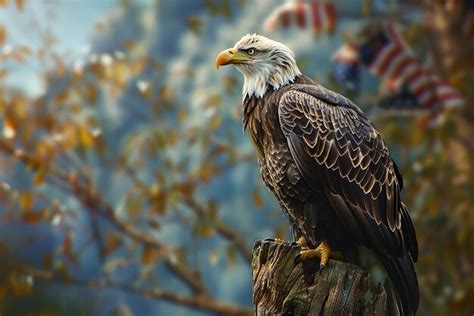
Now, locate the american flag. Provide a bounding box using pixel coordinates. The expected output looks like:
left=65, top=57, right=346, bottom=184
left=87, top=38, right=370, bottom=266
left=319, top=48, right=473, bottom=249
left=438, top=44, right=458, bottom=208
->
left=358, top=24, right=464, bottom=111
left=331, top=43, right=360, bottom=92
left=378, top=84, right=420, bottom=110
left=263, top=0, right=337, bottom=34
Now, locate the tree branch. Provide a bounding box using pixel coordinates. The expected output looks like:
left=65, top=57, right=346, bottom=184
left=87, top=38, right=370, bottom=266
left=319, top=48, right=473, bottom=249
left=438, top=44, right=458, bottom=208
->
left=16, top=263, right=251, bottom=316
left=181, top=196, right=251, bottom=264
left=0, top=140, right=207, bottom=295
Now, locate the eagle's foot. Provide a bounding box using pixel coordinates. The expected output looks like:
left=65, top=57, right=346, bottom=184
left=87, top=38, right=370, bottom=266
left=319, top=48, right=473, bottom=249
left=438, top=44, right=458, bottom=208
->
left=290, top=236, right=308, bottom=247
left=294, top=241, right=331, bottom=271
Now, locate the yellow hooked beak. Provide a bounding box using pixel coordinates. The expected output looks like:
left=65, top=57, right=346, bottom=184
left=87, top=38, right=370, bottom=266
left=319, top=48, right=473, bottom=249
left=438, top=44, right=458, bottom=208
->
left=215, top=48, right=251, bottom=69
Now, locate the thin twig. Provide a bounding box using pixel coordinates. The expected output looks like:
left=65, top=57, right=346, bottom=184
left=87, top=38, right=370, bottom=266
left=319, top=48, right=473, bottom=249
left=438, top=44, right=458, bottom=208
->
left=0, top=140, right=207, bottom=296
left=181, top=196, right=252, bottom=264
left=15, top=263, right=252, bottom=316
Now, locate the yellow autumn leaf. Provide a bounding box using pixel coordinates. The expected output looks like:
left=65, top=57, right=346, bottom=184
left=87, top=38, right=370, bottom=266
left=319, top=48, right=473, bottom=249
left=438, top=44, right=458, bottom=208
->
left=142, top=245, right=159, bottom=264
left=252, top=189, right=263, bottom=208
left=79, top=126, right=94, bottom=148
left=15, top=0, right=23, bottom=11
left=187, top=16, right=202, bottom=35
left=150, top=194, right=167, bottom=216
left=198, top=162, right=213, bottom=182
left=177, top=108, right=187, bottom=124
left=205, top=93, right=222, bottom=108
left=33, top=166, right=46, bottom=186
left=0, top=25, right=6, bottom=46
left=86, top=81, right=99, bottom=103
left=209, top=115, right=222, bottom=131
left=105, top=232, right=122, bottom=256
left=113, top=62, right=130, bottom=87
left=22, top=211, right=42, bottom=225
left=20, top=192, right=33, bottom=210
left=3, top=113, right=16, bottom=139
left=174, top=182, right=195, bottom=195
left=166, top=129, right=178, bottom=146
left=159, top=84, right=174, bottom=100
left=200, top=225, right=215, bottom=238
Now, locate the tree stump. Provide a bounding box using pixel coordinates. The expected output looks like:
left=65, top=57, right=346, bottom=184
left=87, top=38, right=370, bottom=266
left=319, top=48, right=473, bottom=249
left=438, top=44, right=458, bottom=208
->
left=252, top=239, right=387, bottom=315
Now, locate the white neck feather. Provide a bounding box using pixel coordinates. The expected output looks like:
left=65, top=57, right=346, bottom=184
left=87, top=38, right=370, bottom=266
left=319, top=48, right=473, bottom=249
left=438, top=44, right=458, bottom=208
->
left=237, top=58, right=301, bottom=99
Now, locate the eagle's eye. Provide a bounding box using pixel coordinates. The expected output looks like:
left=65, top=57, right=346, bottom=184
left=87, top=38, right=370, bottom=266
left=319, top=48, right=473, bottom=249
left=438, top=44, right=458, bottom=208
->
left=247, top=48, right=255, bottom=55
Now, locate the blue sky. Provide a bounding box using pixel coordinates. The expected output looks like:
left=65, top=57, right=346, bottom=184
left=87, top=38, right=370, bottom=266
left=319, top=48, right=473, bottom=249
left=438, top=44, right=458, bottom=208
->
left=1, top=1, right=116, bottom=96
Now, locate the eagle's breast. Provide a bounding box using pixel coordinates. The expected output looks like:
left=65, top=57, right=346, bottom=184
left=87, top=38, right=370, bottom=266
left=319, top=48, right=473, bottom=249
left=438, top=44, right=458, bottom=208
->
left=243, top=88, right=311, bottom=224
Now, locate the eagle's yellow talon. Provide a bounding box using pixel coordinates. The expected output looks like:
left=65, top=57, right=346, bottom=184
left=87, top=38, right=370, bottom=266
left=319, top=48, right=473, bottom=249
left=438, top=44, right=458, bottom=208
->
left=290, top=236, right=308, bottom=247
left=295, top=241, right=331, bottom=267
left=296, top=236, right=308, bottom=247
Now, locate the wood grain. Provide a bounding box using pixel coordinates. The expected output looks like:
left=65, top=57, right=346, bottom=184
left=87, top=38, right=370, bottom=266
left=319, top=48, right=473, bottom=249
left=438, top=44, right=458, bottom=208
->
left=252, top=240, right=387, bottom=315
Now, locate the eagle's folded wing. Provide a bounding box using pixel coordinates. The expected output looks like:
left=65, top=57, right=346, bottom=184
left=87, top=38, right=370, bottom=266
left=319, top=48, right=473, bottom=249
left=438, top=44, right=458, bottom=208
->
left=278, top=85, right=418, bottom=260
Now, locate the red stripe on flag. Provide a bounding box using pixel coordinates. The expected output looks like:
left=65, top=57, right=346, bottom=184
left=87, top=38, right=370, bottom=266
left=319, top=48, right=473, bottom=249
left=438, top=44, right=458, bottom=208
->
left=281, top=10, right=291, bottom=28
left=324, top=2, right=336, bottom=32
left=311, top=0, right=322, bottom=33
left=414, top=79, right=464, bottom=109
left=386, top=24, right=404, bottom=47
left=390, top=57, right=415, bottom=81
left=413, top=82, right=433, bottom=99
left=368, top=44, right=391, bottom=73
left=295, top=3, right=307, bottom=28
left=378, top=45, right=403, bottom=76
left=413, top=73, right=438, bottom=93
left=406, top=68, right=425, bottom=85
left=439, top=92, right=464, bottom=102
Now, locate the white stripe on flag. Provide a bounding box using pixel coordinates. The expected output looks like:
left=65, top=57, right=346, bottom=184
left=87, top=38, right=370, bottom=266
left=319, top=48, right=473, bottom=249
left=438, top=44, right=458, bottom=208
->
left=410, top=73, right=437, bottom=93
left=437, top=83, right=459, bottom=95
left=442, top=97, right=464, bottom=108
left=369, top=44, right=396, bottom=75
left=417, top=90, right=435, bottom=105
left=397, top=60, right=419, bottom=82
left=437, top=84, right=464, bottom=107
left=384, top=52, right=412, bottom=80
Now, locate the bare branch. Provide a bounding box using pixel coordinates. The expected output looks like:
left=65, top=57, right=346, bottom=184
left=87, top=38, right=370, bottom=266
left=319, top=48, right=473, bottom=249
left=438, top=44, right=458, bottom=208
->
left=0, top=140, right=207, bottom=295
left=122, top=159, right=252, bottom=264
left=17, top=264, right=252, bottom=316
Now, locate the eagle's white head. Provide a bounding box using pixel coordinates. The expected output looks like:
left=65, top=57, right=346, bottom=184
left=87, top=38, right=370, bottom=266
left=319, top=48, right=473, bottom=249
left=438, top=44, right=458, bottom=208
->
left=216, top=34, right=302, bottom=99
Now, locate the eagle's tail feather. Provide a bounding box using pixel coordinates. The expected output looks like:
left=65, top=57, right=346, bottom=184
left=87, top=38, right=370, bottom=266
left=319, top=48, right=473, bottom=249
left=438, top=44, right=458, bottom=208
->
left=377, top=252, right=419, bottom=316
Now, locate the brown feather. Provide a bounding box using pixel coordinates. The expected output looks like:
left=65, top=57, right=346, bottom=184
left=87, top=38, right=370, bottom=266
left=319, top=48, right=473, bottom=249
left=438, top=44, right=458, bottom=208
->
left=242, top=75, right=418, bottom=315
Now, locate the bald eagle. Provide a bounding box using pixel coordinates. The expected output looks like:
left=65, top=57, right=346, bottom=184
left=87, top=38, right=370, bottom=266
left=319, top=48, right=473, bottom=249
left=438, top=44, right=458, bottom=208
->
left=216, top=34, right=418, bottom=315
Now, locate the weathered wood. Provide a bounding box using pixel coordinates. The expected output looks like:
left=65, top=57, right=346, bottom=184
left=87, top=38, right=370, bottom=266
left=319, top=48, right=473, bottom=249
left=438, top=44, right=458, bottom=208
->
left=252, top=240, right=387, bottom=315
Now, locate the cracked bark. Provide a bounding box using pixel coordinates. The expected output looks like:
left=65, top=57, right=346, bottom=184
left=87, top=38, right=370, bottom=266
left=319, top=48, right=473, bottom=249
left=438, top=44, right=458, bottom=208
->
left=252, top=240, right=387, bottom=315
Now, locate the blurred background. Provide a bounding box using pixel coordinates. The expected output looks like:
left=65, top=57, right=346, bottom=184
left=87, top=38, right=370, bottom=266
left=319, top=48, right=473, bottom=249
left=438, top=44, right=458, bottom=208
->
left=0, top=0, right=473, bottom=315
